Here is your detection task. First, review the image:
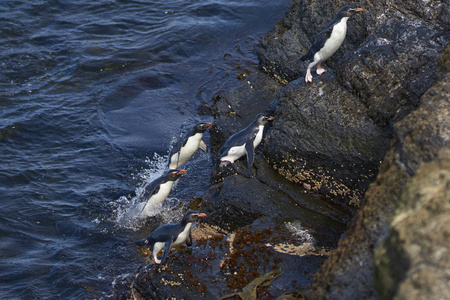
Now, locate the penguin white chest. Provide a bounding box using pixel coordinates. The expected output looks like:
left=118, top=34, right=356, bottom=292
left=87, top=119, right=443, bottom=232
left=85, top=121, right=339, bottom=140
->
left=172, top=223, right=192, bottom=246
left=224, top=144, right=246, bottom=161
left=318, top=17, right=348, bottom=60
left=221, top=125, right=265, bottom=163
left=169, top=133, right=203, bottom=168
left=180, top=133, right=203, bottom=157
left=146, top=181, right=174, bottom=208
left=253, top=125, right=265, bottom=148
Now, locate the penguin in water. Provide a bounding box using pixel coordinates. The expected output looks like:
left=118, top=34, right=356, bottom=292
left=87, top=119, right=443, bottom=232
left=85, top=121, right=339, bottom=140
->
left=219, top=113, right=274, bottom=169
left=136, top=210, right=207, bottom=264
left=140, top=169, right=186, bottom=215
left=168, top=122, right=213, bottom=169
left=298, top=5, right=364, bottom=82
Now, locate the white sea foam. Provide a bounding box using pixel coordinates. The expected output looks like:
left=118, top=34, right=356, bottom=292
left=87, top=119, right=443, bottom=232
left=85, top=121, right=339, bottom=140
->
left=285, top=221, right=315, bottom=244
left=112, top=152, right=171, bottom=230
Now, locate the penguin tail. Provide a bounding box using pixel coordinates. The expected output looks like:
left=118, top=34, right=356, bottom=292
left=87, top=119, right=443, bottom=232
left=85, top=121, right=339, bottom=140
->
left=290, top=54, right=308, bottom=64
left=299, top=54, right=308, bottom=61
left=136, top=239, right=147, bottom=247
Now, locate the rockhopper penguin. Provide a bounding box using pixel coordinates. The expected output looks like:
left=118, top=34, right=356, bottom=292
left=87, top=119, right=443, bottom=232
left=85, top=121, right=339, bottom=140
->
left=219, top=113, right=274, bottom=169
left=136, top=210, right=207, bottom=264
left=299, top=5, right=363, bottom=82
left=140, top=169, right=186, bottom=215
left=168, top=122, right=213, bottom=169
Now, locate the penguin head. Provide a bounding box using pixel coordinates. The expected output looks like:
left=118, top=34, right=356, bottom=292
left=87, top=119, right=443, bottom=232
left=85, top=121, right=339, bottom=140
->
left=182, top=211, right=207, bottom=224
left=337, top=5, right=364, bottom=18
left=194, top=122, right=213, bottom=133
left=255, top=113, right=275, bottom=126
left=164, top=169, right=186, bottom=181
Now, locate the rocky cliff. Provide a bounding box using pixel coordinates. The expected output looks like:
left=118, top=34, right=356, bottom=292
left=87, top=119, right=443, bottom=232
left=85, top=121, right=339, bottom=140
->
left=131, top=1, right=449, bottom=299
left=257, top=0, right=448, bottom=205
left=311, top=44, right=449, bottom=299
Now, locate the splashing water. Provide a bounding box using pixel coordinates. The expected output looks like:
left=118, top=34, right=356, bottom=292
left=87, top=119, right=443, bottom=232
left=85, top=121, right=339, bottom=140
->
left=112, top=153, right=172, bottom=230
left=107, top=121, right=211, bottom=231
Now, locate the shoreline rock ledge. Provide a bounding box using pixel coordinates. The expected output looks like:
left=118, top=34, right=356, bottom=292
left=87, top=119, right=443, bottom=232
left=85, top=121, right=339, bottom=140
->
left=131, top=1, right=449, bottom=299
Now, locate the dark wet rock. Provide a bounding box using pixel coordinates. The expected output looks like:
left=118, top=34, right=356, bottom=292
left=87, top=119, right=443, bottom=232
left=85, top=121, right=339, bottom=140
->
left=264, top=71, right=391, bottom=205
left=209, top=70, right=283, bottom=167
left=311, top=45, right=450, bottom=299
left=203, top=155, right=352, bottom=248
left=257, top=1, right=448, bottom=125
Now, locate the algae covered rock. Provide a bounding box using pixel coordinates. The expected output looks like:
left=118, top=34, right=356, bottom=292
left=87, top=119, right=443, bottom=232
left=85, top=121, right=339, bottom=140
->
left=132, top=222, right=330, bottom=299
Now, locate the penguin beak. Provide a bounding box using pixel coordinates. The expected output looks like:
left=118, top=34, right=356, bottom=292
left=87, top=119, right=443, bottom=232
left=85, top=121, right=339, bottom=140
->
left=267, top=116, right=275, bottom=121
left=197, top=213, right=207, bottom=218
left=205, top=122, right=213, bottom=128
left=354, top=8, right=364, bottom=13
left=177, top=169, right=186, bottom=175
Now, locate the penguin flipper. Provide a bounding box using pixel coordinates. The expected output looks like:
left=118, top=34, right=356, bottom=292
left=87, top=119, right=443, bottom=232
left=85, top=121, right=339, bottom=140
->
left=140, top=185, right=161, bottom=213
left=199, top=140, right=207, bottom=152
left=160, top=241, right=173, bottom=264
left=310, top=29, right=332, bottom=55
left=175, top=151, right=181, bottom=169
left=300, top=28, right=332, bottom=63
left=245, top=140, right=255, bottom=169
left=186, top=231, right=193, bottom=247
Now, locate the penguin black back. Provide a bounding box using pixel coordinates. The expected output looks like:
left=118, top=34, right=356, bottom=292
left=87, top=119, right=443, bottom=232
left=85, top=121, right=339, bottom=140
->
left=136, top=210, right=207, bottom=264
left=300, top=6, right=363, bottom=63
left=218, top=113, right=274, bottom=168
left=167, top=122, right=213, bottom=169
left=298, top=5, right=363, bottom=82
left=141, top=169, right=186, bottom=200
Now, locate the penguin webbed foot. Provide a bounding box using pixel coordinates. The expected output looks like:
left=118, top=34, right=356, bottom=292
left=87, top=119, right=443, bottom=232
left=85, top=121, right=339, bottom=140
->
left=153, top=257, right=162, bottom=264
left=316, top=65, right=327, bottom=75
left=305, top=69, right=313, bottom=83
left=186, top=232, right=193, bottom=247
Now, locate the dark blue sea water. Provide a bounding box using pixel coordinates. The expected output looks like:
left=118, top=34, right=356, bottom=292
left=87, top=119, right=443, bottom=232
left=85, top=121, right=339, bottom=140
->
left=0, top=0, right=292, bottom=298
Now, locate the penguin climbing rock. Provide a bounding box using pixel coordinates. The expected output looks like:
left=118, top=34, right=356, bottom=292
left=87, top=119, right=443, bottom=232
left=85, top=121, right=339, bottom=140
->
left=168, top=122, right=213, bottom=169
left=219, top=113, right=274, bottom=169
left=298, top=5, right=363, bottom=82
left=140, top=169, right=186, bottom=215
left=136, top=210, right=207, bottom=264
